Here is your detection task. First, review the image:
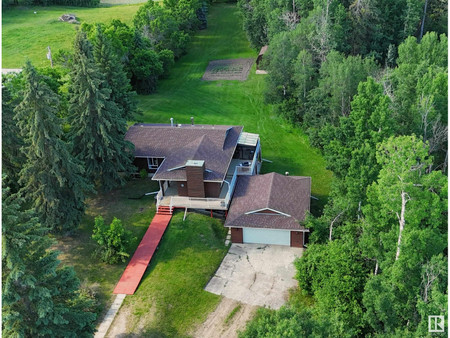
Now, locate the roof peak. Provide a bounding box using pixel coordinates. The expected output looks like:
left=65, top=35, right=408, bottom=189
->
left=133, top=123, right=241, bottom=130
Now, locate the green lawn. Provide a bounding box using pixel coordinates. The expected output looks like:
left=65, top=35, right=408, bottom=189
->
left=2, top=3, right=141, bottom=68
left=137, top=3, right=332, bottom=209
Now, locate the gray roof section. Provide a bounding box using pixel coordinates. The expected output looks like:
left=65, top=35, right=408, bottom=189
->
left=225, top=173, right=311, bottom=230
left=125, top=124, right=243, bottom=181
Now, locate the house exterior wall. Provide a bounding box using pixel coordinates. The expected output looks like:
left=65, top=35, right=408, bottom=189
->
left=231, top=228, right=243, bottom=243
left=204, top=182, right=221, bottom=198
left=177, top=181, right=188, bottom=196
left=186, top=164, right=205, bottom=197
left=133, top=157, right=164, bottom=173
left=290, top=231, right=303, bottom=248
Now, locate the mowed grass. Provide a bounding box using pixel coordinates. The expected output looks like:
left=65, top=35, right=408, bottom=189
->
left=2, top=3, right=141, bottom=68
left=137, top=3, right=332, bottom=209
left=119, top=212, right=229, bottom=336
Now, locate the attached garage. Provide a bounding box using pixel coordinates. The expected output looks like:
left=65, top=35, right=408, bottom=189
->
left=243, top=228, right=290, bottom=246
left=225, top=173, right=311, bottom=248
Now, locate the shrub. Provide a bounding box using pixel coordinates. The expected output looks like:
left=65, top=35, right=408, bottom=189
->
left=92, top=216, right=134, bottom=264
left=139, top=168, right=148, bottom=179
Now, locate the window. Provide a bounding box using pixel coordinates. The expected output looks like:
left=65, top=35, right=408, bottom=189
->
left=147, top=157, right=160, bottom=169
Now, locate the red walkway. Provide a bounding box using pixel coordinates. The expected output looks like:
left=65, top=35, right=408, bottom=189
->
left=113, top=210, right=172, bottom=295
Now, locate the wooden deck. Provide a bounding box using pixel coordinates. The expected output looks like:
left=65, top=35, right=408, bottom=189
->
left=113, top=212, right=172, bottom=295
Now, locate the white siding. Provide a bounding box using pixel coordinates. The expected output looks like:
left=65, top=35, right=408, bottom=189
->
left=243, top=228, right=290, bottom=246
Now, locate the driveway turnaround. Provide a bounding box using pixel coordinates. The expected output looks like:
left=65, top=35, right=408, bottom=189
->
left=205, top=244, right=303, bottom=309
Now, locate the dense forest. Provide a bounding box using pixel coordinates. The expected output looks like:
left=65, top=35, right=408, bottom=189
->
left=2, top=0, right=206, bottom=335
left=237, top=0, right=448, bottom=336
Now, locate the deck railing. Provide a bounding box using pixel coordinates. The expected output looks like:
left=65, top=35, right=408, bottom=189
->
left=224, top=167, right=238, bottom=203
left=170, top=196, right=228, bottom=210
left=156, top=189, right=163, bottom=211
left=236, top=165, right=252, bottom=175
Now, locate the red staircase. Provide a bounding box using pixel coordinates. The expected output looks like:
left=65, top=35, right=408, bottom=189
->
left=157, top=205, right=173, bottom=215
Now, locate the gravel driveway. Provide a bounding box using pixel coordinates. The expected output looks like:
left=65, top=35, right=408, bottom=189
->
left=205, top=244, right=303, bottom=309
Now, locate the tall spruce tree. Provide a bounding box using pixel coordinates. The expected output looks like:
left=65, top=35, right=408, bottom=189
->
left=68, top=31, right=135, bottom=191
left=14, top=61, right=92, bottom=232
left=2, top=85, right=24, bottom=193
left=2, top=184, right=97, bottom=337
left=92, top=24, right=137, bottom=121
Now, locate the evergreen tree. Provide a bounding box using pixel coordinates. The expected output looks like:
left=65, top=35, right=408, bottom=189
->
left=68, top=31, right=135, bottom=191
left=14, top=61, right=92, bottom=232
left=2, top=184, right=97, bottom=337
left=2, top=85, right=24, bottom=193
left=92, top=24, right=137, bottom=121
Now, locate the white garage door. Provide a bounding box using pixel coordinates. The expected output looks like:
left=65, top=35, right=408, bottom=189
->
left=243, top=228, right=290, bottom=246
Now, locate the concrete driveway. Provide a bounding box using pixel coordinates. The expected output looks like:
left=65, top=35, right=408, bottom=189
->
left=205, top=244, right=303, bottom=309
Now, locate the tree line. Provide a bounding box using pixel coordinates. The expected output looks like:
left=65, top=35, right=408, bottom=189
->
left=2, top=0, right=206, bottom=335
left=238, top=0, right=447, bottom=336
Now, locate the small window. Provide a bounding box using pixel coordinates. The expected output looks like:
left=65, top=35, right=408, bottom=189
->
left=147, top=157, right=159, bottom=169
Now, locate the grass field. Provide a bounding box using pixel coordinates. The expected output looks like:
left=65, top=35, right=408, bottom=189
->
left=2, top=3, right=141, bottom=68
left=137, top=3, right=332, bottom=208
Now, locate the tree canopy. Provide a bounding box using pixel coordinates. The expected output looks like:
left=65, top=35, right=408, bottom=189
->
left=2, top=185, right=97, bottom=336
left=68, top=31, right=135, bottom=192
left=14, top=61, right=92, bottom=232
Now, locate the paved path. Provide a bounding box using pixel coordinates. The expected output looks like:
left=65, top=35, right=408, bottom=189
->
left=113, top=214, right=172, bottom=294
left=94, top=294, right=126, bottom=338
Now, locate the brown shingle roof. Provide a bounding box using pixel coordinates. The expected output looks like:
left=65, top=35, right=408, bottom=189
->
left=125, top=124, right=243, bottom=181
left=225, top=173, right=311, bottom=230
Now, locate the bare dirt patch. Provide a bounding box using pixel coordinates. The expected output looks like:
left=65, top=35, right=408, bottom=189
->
left=192, top=297, right=257, bottom=338
left=106, top=305, right=131, bottom=338
left=106, top=298, right=155, bottom=337
left=202, top=59, right=254, bottom=81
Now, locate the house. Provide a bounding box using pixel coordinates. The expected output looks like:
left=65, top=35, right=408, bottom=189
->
left=224, top=173, right=311, bottom=247
left=125, top=121, right=311, bottom=247
left=125, top=121, right=262, bottom=211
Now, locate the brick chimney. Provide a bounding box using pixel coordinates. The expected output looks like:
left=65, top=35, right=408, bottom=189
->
left=186, top=160, right=205, bottom=197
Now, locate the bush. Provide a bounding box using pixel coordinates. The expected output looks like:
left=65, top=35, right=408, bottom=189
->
left=139, top=169, right=148, bottom=179
left=92, top=216, right=134, bottom=264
